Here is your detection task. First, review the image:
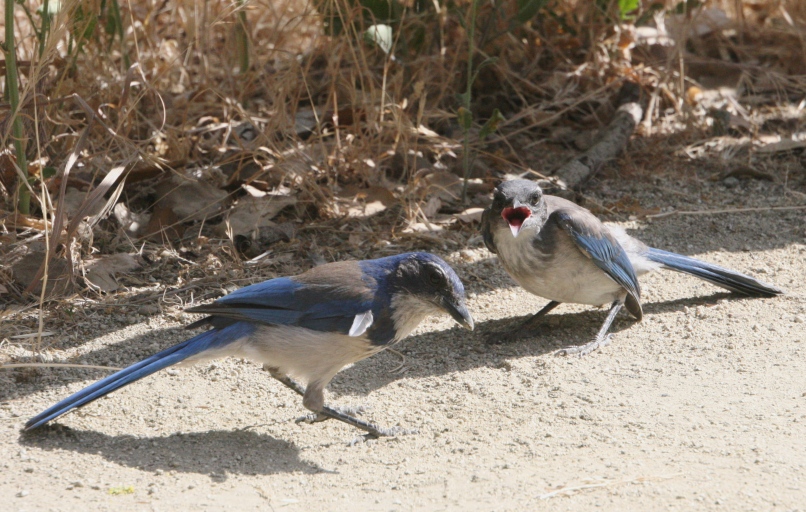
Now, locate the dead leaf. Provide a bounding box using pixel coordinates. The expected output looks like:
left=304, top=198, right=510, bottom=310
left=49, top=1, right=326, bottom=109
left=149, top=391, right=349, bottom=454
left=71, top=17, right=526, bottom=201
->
left=219, top=194, right=297, bottom=237
left=424, top=171, right=462, bottom=201
left=422, top=196, right=442, bottom=218
left=456, top=207, right=484, bottom=223
left=0, top=152, right=16, bottom=191
left=85, top=254, right=140, bottom=293
left=155, top=174, right=228, bottom=223
left=403, top=222, right=443, bottom=233
left=60, top=187, right=105, bottom=218
left=142, top=205, right=181, bottom=241
left=0, top=212, right=52, bottom=232
left=667, top=8, right=730, bottom=39
left=295, top=106, right=324, bottom=138
left=756, top=138, right=806, bottom=154
left=11, top=244, right=74, bottom=296
left=722, top=166, right=774, bottom=181
left=341, top=185, right=397, bottom=218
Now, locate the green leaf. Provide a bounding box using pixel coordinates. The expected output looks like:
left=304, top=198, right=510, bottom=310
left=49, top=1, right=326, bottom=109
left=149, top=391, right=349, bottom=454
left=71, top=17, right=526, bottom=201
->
left=469, top=57, right=498, bottom=89
left=360, top=0, right=402, bottom=22
left=41, top=167, right=57, bottom=179
left=364, top=24, right=393, bottom=54
left=71, top=6, right=97, bottom=41
left=478, top=109, right=505, bottom=140
left=515, top=0, right=548, bottom=24
left=618, top=0, right=639, bottom=19
left=457, top=107, right=473, bottom=131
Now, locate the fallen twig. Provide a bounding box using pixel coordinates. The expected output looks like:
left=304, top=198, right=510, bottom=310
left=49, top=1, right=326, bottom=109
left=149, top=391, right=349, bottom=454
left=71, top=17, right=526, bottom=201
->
left=538, top=473, right=682, bottom=500
left=646, top=205, right=806, bottom=219
left=552, top=81, right=644, bottom=191
left=0, top=363, right=122, bottom=371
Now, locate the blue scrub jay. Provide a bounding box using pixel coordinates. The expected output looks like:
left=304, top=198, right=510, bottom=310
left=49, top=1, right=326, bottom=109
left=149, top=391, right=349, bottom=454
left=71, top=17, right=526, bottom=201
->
left=481, top=179, right=783, bottom=355
left=25, top=252, right=473, bottom=437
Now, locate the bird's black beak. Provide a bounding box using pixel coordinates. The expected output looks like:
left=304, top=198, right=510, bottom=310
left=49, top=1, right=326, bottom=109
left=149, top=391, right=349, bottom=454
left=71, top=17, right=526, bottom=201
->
left=440, top=296, right=474, bottom=331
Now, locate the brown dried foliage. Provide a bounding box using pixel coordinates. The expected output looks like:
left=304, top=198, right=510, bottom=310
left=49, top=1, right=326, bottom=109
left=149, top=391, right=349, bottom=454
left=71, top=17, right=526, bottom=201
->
left=0, top=0, right=804, bottom=309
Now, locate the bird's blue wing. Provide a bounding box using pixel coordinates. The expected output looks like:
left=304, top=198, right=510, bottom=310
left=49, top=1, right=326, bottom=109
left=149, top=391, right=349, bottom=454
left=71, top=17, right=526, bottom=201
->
left=555, top=211, right=641, bottom=303
left=186, top=271, right=376, bottom=335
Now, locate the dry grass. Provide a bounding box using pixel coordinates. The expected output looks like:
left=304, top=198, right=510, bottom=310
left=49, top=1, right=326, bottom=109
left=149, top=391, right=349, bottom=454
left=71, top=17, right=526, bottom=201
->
left=1, top=0, right=805, bottom=350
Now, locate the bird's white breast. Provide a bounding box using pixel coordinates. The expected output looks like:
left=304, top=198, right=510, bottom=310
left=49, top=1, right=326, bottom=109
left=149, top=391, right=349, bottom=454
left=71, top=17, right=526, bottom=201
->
left=185, top=325, right=380, bottom=387
left=492, top=224, right=626, bottom=306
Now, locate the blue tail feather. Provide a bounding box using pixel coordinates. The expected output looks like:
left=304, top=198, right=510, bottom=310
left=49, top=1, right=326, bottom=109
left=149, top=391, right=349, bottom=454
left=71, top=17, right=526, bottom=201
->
left=25, top=322, right=253, bottom=431
left=646, top=248, right=783, bottom=297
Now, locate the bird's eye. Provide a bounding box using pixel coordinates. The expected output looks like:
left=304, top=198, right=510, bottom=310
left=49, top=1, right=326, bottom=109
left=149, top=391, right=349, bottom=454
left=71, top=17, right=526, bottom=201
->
left=530, top=191, right=541, bottom=205
left=427, top=267, right=443, bottom=285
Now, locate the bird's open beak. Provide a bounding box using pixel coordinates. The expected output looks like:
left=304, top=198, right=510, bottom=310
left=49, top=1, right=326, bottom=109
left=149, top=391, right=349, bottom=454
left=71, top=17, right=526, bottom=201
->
left=441, top=297, right=474, bottom=331
left=501, top=206, right=531, bottom=237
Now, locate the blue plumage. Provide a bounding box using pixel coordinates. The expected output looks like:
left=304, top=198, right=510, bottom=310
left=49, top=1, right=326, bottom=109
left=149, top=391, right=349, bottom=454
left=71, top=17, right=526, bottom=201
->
left=25, top=252, right=473, bottom=437
left=26, top=323, right=255, bottom=430
left=645, top=248, right=780, bottom=297
left=556, top=211, right=641, bottom=305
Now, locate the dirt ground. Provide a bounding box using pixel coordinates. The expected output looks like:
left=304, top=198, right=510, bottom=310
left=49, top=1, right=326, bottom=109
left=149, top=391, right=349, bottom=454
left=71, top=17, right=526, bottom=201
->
left=2, top=174, right=804, bottom=511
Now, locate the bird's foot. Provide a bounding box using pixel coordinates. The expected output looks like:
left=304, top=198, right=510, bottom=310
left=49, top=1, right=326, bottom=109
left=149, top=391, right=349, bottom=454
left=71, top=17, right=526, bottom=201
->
left=348, top=426, right=418, bottom=445
left=295, top=405, right=367, bottom=425
left=298, top=403, right=417, bottom=439
left=556, top=333, right=613, bottom=357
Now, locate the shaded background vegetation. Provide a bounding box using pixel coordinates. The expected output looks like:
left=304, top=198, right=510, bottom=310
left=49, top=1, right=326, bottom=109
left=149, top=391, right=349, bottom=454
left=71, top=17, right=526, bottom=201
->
left=1, top=0, right=804, bottom=338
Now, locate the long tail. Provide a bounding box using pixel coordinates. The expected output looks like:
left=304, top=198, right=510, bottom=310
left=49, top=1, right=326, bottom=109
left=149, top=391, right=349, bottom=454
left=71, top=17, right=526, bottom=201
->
left=645, top=248, right=784, bottom=297
left=25, top=322, right=253, bottom=431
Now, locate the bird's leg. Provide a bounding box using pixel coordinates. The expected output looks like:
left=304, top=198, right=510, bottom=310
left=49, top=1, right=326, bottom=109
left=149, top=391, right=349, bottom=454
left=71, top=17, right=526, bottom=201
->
left=486, top=300, right=561, bottom=344
left=263, top=365, right=411, bottom=438
left=264, top=365, right=307, bottom=395
left=557, top=300, right=623, bottom=356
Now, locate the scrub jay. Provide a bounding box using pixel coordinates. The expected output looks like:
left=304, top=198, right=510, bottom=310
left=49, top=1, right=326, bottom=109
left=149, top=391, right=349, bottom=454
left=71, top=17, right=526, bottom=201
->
left=26, top=252, right=474, bottom=437
left=481, top=179, right=783, bottom=355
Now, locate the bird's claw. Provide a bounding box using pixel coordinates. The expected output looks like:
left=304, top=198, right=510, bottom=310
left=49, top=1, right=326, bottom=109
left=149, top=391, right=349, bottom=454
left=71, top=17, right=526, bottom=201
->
left=295, top=405, right=368, bottom=425
left=348, top=426, right=418, bottom=445
left=556, top=334, right=613, bottom=357
left=295, top=412, right=327, bottom=425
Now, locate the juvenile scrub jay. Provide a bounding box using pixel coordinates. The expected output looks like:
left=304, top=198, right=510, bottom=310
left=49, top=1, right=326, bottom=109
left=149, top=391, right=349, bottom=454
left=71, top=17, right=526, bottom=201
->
left=25, top=252, right=474, bottom=437
left=481, top=179, right=783, bottom=355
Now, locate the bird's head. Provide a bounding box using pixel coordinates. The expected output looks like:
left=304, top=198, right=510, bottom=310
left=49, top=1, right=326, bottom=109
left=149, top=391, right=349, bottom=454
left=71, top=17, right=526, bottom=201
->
left=391, top=253, right=474, bottom=332
left=487, top=179, right=548, bottom=238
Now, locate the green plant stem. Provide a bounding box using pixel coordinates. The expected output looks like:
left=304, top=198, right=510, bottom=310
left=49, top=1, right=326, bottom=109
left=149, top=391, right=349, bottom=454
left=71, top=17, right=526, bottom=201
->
left=109, top=0, right=130, bottom=68
left=236, top=0, right=249, bottom=73
left=38, top=0, right=51, bottom=58
left=5, top=0, right=30, bottom=214
left=461, top=0, right=480, bottom=204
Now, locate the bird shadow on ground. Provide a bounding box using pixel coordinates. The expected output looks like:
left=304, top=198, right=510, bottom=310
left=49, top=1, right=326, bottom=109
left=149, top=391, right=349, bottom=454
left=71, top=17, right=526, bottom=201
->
left=18, top=425, right=326, bottom=478
left=6, top=288, right=748, bottom=408
left=335, top=290, right=749, bottom=396
left=1, top=325, right=198, bottom=403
